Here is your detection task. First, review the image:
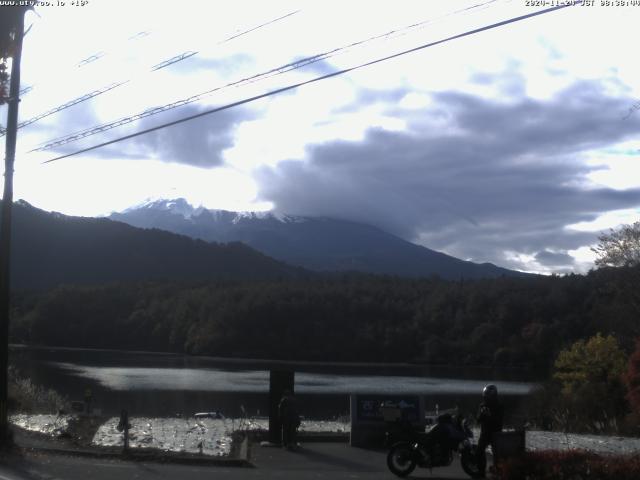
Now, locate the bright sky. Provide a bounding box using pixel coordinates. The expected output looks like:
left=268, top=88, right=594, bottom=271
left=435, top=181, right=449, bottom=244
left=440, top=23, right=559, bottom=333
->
left=2, top=0, right=640, bottom=274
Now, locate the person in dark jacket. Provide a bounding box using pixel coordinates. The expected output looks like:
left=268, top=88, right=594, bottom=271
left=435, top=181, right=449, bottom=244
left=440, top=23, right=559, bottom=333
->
left=476, top=384, right=504, bottom=477
left=278, top=389, right=300, bottom=449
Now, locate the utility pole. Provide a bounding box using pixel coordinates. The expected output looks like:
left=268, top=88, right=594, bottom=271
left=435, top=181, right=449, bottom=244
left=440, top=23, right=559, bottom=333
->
left=0, top=5, right=28, bottom=446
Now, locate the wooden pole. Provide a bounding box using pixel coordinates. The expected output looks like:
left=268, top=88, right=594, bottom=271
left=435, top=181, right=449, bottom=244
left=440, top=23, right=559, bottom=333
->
left=0, top=6, right=26, bottom=446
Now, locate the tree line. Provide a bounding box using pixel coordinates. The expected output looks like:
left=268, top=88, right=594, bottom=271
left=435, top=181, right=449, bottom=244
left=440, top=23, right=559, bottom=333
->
left=9, top=263, right=638, bottom=371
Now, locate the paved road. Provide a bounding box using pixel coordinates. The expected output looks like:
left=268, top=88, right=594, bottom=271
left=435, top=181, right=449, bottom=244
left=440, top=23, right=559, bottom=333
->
left=0, top=442, right=473, bottom=480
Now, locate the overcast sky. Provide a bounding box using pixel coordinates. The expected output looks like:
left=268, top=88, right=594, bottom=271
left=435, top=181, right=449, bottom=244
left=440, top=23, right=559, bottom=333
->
left=2, top=0, right=640, bottom=274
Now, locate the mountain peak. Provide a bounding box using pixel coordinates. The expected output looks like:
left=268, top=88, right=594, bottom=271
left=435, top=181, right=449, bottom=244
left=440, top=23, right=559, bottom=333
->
left=110, top=199, right=526, bottom=280
left=123, top=198, right=305, bottom=225
left=125, top=198, right=203, bottom=219
left=16, top=199, right=35, bottom=209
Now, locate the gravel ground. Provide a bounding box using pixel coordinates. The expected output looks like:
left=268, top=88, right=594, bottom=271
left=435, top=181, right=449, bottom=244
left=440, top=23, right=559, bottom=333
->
left=525, top=429, right=640, bottom=455
left=10, top=413, right=72, bottom=436
left=10, top=414, right=640, bottom=456
left=92, top=416, right=233, bottom=456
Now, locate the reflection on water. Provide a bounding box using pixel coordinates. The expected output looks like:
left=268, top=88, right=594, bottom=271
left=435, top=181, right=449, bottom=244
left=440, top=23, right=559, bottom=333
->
left=10, top=346, right=539, bottom=418
left=52, top=362, right=534, bottom=395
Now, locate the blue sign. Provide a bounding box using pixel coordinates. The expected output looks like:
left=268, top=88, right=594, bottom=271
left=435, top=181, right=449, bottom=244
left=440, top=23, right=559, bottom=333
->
left=355, top=395, right=421, bottom=422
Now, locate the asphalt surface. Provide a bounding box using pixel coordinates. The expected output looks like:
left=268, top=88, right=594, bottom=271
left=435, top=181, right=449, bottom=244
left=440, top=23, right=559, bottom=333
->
left=0, top=441, right=475, bottom=480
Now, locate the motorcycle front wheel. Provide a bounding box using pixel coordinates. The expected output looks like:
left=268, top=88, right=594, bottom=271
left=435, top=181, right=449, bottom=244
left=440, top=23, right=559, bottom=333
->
left=387, top=442, right=417, bottom=477
left=460, top=446, right=483, bottom=479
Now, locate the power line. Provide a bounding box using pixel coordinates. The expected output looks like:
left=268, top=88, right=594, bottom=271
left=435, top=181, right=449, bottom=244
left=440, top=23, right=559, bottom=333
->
left=32, top=53, right=341, bottom=152
left=151, top=51, right=198, bottom=71
left=43, top=2, right=575, bottom=164
left=221, top=9, right=299, bottom=43
left=75, top=29, right=152, bottom=68
left=16, top=29, right=151, bottom=98
left=76, top=51, right=105, bottom=68
left=0, top=32, right=150, bottom=135
left=0, top=48, right=195, bottom=137
left=237, top=0, right=502, bottom=88
left=8, top=81, right=128, bottom=133
left=1, top=9, right=300, bottom=137
left=128, top=31, right=150, bottom=41
left=32, top=0, right=500, bottom=153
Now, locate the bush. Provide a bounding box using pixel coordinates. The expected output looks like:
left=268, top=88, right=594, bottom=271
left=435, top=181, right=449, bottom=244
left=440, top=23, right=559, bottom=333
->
left=8, top=366, right=69, bottom=413
left=521, top=383, right=561, bottom=431
left=552, top=334, right=627, bottom=433
left=495, top=450, right=640, bottom=480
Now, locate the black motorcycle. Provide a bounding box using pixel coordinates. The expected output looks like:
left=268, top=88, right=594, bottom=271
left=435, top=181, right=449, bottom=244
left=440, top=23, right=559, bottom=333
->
left=386, top=414, right=482, bottom=478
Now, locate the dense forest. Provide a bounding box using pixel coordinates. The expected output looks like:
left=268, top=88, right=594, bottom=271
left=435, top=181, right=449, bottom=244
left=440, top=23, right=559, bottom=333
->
left=10, top=265, right=639, bottom=371
left=7, top=200, right=306, bottom=290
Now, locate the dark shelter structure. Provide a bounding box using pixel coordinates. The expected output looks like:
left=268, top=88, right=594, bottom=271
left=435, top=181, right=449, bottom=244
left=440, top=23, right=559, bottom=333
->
left=268, top=370, right=294, bottom=444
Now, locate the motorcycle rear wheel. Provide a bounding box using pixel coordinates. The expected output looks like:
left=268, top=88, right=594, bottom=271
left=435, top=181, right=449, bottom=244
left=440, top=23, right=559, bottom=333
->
left=387, top=442, right=417, bottom=477
left=460, top=446, right=484, bottom=479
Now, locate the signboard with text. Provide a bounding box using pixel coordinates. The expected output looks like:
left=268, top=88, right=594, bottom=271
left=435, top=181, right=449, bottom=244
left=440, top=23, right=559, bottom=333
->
left=355, top=395, right=421, bottom=423
left=350, top=394, right=425, bottom=447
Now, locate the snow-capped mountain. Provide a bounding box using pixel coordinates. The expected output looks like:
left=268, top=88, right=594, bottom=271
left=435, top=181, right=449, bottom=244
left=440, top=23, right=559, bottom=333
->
left=121, top=198, right=300, bottom=224
left=109, top=198, right=525, bottom=280
left=126, top=198, right=207, bottom=219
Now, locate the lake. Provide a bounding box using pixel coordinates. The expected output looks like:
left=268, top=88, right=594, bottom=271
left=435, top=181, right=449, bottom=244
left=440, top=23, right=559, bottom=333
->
left=10, top=345, right=540, bottom=419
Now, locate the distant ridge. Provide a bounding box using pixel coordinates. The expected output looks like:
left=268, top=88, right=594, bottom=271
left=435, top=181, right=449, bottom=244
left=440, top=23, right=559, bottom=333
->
left=110, top=198, right=527, bottom=280
left=7, top=200, right=304, bottom=290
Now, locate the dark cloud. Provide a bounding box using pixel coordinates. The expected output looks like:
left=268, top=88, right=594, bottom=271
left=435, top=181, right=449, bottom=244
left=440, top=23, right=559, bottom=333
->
left=255, top=79, right=640, bottom=271
left=432, top=80, right=638, bottom=156
left=24, top=100, right=144, bottom=161
left=32, top=98, right=254, bottom=166
left=133, top=104, right=254, bottom=167
left=25, top=97, right=102, bottom=141
left=535, top=250, right=575, bottom=267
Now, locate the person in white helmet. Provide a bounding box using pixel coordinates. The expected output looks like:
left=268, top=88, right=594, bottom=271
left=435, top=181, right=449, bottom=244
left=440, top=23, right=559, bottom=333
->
left=476, top=384, right=504, bottom=477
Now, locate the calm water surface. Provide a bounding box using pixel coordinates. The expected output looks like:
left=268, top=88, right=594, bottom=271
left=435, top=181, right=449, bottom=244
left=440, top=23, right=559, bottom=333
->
left=10, top=346, right=540, bottom=419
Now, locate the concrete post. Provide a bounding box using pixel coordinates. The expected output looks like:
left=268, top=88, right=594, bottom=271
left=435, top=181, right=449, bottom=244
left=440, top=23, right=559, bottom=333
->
left=268, top=370, right=294, bottom=444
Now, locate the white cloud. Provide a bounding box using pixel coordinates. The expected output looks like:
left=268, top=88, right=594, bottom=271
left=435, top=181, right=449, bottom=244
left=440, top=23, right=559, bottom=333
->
left=566, top=208, right=640, bottom=233
left=14, top=158, right=270, bottom=217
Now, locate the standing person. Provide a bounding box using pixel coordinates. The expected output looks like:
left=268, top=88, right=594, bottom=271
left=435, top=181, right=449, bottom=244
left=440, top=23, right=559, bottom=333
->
left=476, top=384, right=504, bottom=477
left=84, top=388, right=92, bottom=415
left=278, top=389, right=300, bottom=449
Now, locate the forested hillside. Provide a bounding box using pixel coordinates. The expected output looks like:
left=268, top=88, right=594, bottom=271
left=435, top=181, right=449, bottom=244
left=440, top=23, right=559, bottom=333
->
left=11, top=265, right=639, bottom=370
left=7, top=201, right=305, bottom=289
